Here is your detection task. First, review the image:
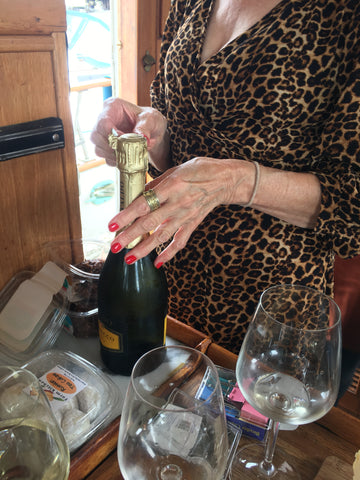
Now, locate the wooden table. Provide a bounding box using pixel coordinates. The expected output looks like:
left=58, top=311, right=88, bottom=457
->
left=72, top=420, right=358, bottom=480
left=69, top=317, right=360, bottom=480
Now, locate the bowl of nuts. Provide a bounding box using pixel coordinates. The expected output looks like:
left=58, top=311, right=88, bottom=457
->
left=44, top=239, right=109, bottom=338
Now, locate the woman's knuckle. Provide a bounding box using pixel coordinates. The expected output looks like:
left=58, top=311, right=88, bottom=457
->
left=138, top=201, right=149, bottom=215
left=142, top=218, right=156, bottom=231
left=174, top=236, right=187, bottom=250
left=157, top=228, right=171, bottom=243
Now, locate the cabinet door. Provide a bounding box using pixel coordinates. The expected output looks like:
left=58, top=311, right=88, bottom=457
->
left=0, top=1, right=81, bottom=289
left=115, top=0, right=171, bottom=105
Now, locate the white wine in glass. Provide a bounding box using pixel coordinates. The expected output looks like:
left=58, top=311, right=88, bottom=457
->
left=0, top=366, right=70, bottom=480
left=118, top=345, right=229, bottom=480
left=231, top=284, right=341, bottom=479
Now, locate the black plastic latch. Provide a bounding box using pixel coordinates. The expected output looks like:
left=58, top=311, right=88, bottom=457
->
left=0, top=117, right=65, bottom=162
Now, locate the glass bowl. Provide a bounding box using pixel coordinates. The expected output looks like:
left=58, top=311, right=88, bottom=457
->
left=44, top=239, right=109, bottom=337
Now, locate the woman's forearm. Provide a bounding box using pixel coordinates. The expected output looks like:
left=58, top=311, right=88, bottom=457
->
left=227, top=160, right=322, bottom=229
left=254, top=166, right=321, bottom=229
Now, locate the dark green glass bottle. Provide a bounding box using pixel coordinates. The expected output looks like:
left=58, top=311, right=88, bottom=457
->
left=98, top=133, right=168, bottom=375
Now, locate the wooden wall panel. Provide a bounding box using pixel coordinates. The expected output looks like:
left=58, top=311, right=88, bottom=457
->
left=1, top=0, right=66, bottom=35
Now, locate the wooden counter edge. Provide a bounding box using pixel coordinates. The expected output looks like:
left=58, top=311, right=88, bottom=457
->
left=167, top=315, right=238, bottom=370
left=69, top=416, right=120, bottom=480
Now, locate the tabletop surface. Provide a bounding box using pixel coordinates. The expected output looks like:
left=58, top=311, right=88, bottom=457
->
left=65, top=317, right=359, bottom=480
left=82, top=420, right=357, bottom=480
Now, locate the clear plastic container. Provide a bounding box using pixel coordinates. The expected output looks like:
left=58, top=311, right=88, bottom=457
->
left=22, top=349, right=122, bottom=453
left=0, top=270, right=68, bottom=365
left=44, top=239, right=109, bottom=337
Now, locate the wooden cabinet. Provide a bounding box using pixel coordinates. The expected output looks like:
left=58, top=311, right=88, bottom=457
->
left=0, top=0, right=82, bottom=289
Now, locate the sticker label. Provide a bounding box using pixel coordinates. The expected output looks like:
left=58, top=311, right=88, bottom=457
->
left=99, top=321, right=123, bottom=351
left=148, top=404, right=202, bottom=456
left=37, top=364, right=87, bottom=413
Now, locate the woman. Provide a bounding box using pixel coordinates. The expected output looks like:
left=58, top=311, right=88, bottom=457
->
left=91, top=0, right=360, bottom=353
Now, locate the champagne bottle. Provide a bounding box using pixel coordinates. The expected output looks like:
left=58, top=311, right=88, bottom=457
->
left=98, top=133, right=168, bottom=375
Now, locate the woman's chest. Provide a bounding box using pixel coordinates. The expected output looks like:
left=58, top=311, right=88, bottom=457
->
left=165, top=0, right=344, bottom=123
left=201, top=0, right=284, bottom=63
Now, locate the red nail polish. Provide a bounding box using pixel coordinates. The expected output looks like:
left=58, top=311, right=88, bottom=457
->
left=109, top=222, right=119, bottom=232
left=155, top=262, right=163, bottom=269
left=125, top=255, right=137, bottom=265
left=111, top=242, right=122, bottom=253
left=141, top=133, right=150, bottom=146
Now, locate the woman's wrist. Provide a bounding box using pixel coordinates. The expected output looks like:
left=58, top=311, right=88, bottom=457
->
left=221, top=159, right=260, bottom=205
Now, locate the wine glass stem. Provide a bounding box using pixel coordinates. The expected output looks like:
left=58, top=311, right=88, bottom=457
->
left=259, top=419, right=280, bottom=477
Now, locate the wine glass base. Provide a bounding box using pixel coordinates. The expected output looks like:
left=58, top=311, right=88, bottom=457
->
left=228, top=443, right=301, bottom=479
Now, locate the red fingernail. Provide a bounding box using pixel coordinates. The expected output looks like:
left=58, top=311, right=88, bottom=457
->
left=109, top=222, right=119, bottom=232
left=125, top=255, right=137, bottom=265
left=111, top=242, right=122, bottom=253
left=155, top=262, right=163, bottom=269
left=141, top=133, right=150, bottom=146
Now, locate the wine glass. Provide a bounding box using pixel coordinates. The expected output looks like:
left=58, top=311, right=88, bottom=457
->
left=0, top=366, right=70, bottom=480
left=118, top=345, right=229, bottom=480
left=230, top=284, right=341, bottom=479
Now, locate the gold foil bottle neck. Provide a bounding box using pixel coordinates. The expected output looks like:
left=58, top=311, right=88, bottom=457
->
left=108, top=132, right=149, bottom=249
left=109, top=132, right=148, bottom=174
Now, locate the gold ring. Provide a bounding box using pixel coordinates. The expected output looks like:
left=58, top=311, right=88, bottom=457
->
left=143, top=189, right=161, bottom=212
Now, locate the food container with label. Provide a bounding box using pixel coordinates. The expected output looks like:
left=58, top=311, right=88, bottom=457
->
left=44, top=239, right=109, bottom=338
left=21, top=349, right=122, bottom=453
left=0, top=264, right=68, bottom=365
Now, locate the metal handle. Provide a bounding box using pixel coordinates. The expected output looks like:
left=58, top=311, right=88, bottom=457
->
left=142, top=50, right=156, bottom=72
left=0, top=117, right=65, bottom=162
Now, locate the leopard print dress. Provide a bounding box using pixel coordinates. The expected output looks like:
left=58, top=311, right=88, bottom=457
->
left=149, top=0, right=360, bottom=354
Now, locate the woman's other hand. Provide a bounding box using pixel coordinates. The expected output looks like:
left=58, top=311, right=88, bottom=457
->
left=90, top=97, right=168, bottom=168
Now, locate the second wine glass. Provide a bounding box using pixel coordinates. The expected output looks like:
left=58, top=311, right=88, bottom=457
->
left=118, top=345, right=229, bottom=480
left=230, top=283, right=341, bottom=479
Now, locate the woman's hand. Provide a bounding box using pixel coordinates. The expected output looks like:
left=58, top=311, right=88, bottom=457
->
left=107, top=154, right=322, bottom=267
left=90, top=97, right=169, bottom=170
left=107, top=157, right=255, bottom=267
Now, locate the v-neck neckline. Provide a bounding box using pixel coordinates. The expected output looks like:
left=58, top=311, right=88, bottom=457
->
left=198, top=0, right=289, bottom=67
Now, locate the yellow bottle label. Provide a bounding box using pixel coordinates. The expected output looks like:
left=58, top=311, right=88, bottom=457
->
left=99, top=321, right=123, bottom=352
left=163, top=315, right=168, bottom=345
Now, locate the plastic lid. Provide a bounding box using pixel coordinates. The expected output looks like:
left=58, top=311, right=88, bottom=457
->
left=0, top=267, right=68, bottom=364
